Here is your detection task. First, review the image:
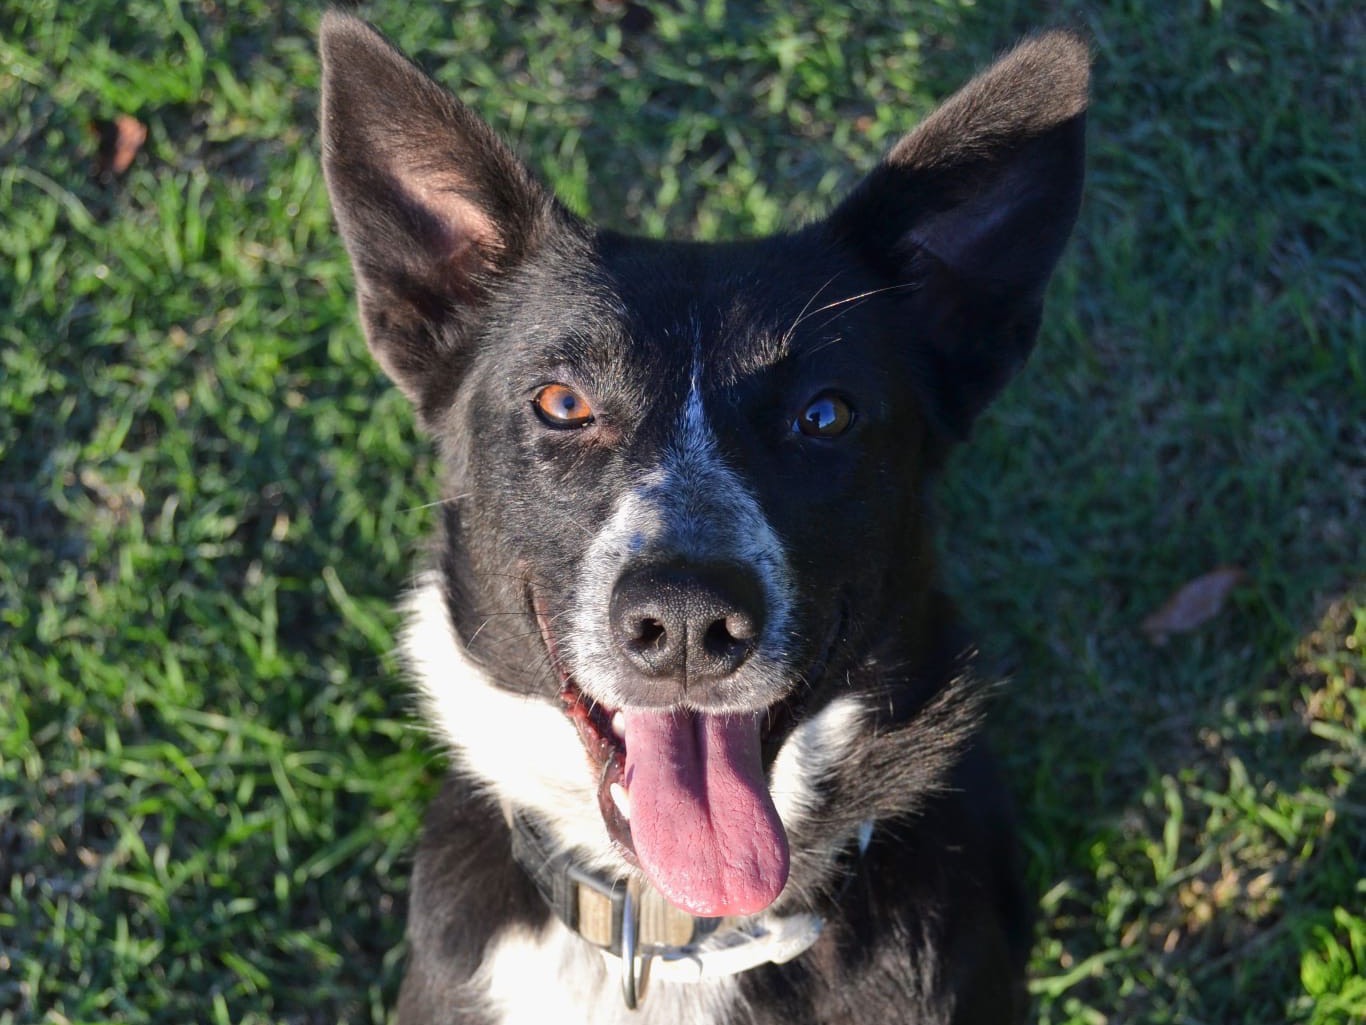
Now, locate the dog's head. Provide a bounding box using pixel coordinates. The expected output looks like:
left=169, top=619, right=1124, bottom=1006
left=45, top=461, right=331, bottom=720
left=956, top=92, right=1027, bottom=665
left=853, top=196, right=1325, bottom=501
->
left=320, top=13, right=1086, bottom=917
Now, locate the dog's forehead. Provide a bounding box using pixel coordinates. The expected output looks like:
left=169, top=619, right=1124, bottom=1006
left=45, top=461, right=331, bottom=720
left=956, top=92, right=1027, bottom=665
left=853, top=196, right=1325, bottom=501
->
left=584, top=233, right=881, bottom=382
left=615, top=238, right=811, bottom=352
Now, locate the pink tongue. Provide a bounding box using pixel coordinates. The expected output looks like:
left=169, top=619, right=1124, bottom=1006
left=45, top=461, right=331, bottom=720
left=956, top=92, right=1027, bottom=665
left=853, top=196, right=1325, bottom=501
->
left=622, top=709, right=789, bottom=916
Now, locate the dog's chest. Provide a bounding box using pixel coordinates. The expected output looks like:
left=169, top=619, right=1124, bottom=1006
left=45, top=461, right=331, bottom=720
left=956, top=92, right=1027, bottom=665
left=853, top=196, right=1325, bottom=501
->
left=478, top=922, right=744, bottom=1025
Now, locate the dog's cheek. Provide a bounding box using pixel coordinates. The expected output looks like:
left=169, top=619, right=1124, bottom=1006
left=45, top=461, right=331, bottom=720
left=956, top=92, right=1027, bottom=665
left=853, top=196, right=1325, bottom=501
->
left=500, top=435, right=628, bottom=616
left=778, top=438, right=934, bottom=637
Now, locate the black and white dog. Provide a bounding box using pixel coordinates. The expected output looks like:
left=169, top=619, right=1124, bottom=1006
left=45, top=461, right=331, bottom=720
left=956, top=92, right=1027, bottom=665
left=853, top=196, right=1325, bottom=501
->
left=320, top=13, right=1087, bottom=1023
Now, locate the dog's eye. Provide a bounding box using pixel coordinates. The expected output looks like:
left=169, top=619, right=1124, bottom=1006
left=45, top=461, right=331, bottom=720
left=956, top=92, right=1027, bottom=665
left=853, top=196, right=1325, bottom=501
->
left=794, top=393, right=855, bottom=438
left=533, top=383, right=596, bottom=428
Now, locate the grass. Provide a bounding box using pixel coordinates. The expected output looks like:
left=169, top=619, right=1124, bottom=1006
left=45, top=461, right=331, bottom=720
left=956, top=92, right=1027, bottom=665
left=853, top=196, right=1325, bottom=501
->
left=1, top=0, right=1361, bottom=1022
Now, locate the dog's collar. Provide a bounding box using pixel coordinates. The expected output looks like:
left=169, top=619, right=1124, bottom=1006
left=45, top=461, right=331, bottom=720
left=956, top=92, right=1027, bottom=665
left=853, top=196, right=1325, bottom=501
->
left=510, top=810, right=832, bottom=1009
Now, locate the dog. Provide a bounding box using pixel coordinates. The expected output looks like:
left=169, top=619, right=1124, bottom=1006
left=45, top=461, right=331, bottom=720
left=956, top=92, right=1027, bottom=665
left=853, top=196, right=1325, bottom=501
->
left=319, top=12, right=1087, bottom=1023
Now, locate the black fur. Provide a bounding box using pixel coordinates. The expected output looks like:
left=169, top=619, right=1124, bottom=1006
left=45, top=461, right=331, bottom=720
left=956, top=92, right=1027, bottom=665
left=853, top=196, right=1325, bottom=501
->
left=320, top=12, right=1087, bottom=1023
left=396, top=776, right=549, bottom=1018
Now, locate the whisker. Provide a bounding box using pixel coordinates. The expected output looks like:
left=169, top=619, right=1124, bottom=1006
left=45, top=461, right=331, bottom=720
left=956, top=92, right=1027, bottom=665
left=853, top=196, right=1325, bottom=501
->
left=801, top=332, right=846, bottom=360
left=403, top=492, right=474, bottom=514
left=404, top=491, right=595, bottom=541
left=802, top=280, right=918, bottom=322
left=790, top=280, right=922, bottom=354
left=465, top=616, right=495, bottom=645
left=779, top=273, right=845, bottom=349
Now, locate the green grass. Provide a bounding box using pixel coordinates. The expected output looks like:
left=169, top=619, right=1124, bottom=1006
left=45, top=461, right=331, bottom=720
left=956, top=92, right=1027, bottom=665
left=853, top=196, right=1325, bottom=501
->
left=1, top=0, right=1361, bottom=1022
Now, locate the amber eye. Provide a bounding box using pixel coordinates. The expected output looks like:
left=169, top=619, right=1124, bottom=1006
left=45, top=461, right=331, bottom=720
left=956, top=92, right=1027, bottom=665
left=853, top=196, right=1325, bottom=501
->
left=794, top=392, right=855, bottom=438
left=533, top=383, right=596, bottom=428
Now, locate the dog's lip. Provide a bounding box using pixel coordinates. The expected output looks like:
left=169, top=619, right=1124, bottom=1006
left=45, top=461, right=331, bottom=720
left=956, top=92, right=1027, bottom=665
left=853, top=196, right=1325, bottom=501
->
left=530, top=588, right=637, bottom=858
left=558, top=681, right=636, bottom=861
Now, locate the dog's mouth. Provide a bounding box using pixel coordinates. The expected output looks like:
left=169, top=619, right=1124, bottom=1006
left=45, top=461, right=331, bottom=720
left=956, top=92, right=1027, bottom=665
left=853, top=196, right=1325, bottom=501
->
left=533, top=594, right=793, bottom=918
left=557, top=681, right=633, bottom=855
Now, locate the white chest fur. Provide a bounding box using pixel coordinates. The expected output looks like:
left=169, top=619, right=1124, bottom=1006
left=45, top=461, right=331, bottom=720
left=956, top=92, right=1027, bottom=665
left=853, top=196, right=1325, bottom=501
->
left=477, top=922, right=744, bottom=1025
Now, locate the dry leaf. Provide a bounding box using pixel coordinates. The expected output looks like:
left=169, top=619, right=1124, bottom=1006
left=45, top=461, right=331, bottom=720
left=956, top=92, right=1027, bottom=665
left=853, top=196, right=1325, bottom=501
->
left=592, top=0, right=654, bottom=33
left=1142, top=566, right=1248, bottom=643
left=92, top=114, right=147, bottom=177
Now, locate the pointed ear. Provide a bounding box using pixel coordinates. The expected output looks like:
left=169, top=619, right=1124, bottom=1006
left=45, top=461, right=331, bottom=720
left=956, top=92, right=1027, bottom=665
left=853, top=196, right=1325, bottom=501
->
left=828, top=31, right=1089, bottom=439
left=319, top=13, right=568, bottom=417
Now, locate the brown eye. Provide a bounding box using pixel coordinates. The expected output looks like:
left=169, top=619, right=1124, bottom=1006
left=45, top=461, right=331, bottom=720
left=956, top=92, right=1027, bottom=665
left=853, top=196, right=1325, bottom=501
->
left=795, top=393, right=855, bottom=438
left=533, top=383, right=596, bottom=428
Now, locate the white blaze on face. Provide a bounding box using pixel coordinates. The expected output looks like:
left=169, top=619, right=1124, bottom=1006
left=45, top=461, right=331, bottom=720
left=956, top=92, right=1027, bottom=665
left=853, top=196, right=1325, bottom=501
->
left=563, top=359, right=794, bottom=708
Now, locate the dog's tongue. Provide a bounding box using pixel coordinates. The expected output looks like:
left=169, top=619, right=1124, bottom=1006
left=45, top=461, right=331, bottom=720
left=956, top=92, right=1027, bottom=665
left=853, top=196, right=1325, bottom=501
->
left=622, top=708, right=789, bottom=917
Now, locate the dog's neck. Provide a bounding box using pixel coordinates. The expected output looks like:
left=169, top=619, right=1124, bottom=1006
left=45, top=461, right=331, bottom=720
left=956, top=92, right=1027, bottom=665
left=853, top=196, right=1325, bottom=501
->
left=508, top=807, right=867, bottom=1009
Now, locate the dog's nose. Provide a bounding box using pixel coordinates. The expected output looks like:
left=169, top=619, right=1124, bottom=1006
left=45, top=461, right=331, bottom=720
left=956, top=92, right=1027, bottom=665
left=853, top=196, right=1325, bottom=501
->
left=609, top=562, right=765, bottom=683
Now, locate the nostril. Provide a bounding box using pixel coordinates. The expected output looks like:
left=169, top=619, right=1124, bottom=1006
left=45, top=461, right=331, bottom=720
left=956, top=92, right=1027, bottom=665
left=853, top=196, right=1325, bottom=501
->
left=703, top=614, right=757, bottom=664
left=630, top=617, right=667, bottom=652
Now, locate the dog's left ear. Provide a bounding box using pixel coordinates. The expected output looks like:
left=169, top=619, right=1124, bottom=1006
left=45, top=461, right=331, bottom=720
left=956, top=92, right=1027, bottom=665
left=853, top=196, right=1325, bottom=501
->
left=828, top=32, right=1090, bottom=439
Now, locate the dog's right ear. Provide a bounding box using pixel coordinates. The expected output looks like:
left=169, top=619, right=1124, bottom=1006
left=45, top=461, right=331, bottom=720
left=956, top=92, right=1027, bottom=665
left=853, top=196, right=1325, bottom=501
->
left=319, top=13, right=566, bottom=416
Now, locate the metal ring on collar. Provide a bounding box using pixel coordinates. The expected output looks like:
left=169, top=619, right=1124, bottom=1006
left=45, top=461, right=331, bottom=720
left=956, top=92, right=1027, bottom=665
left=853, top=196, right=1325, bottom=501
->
left=620, top=886, right=641, bottom=1009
